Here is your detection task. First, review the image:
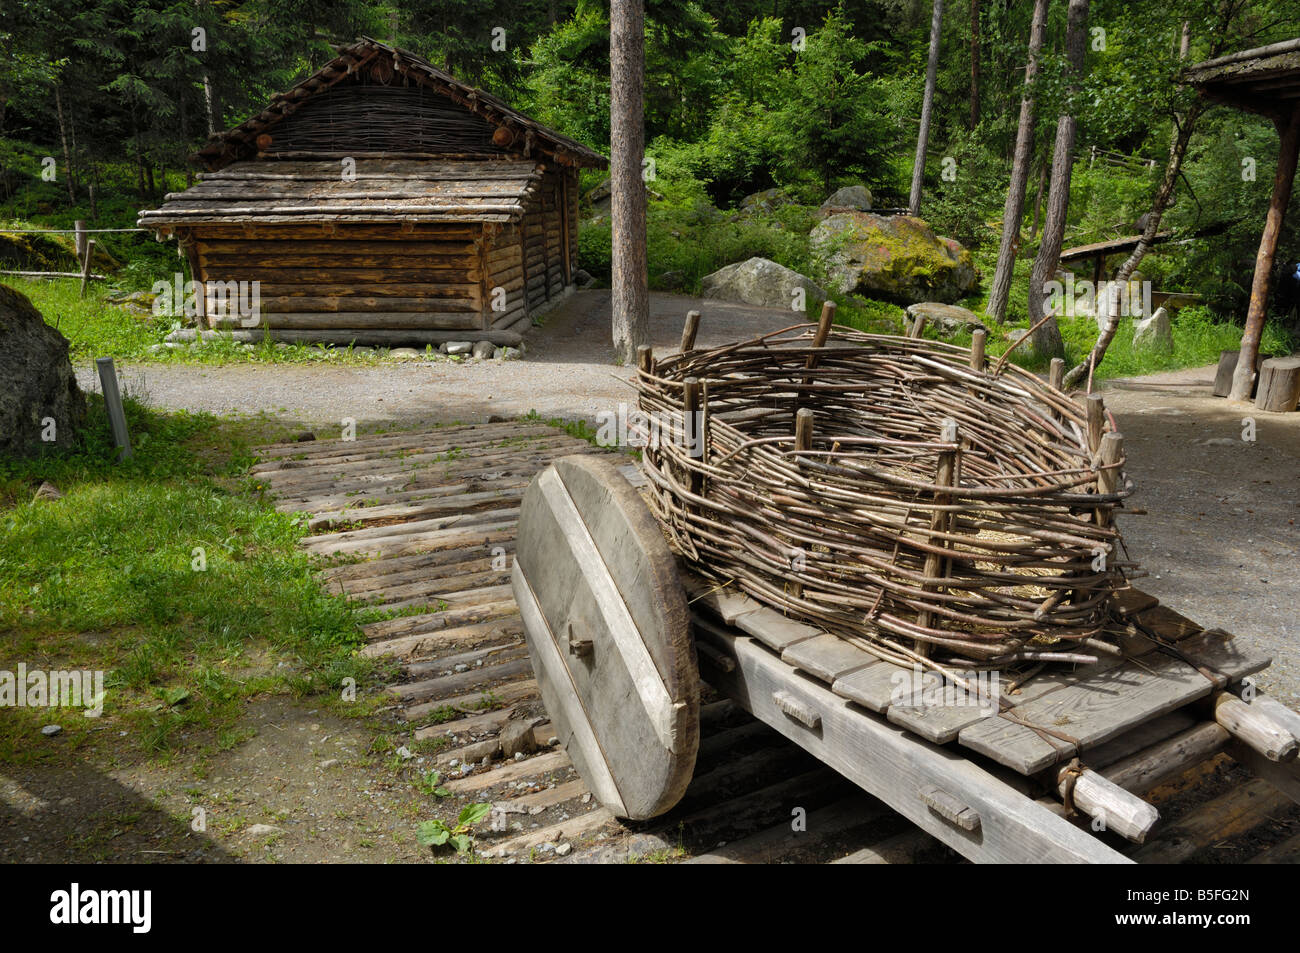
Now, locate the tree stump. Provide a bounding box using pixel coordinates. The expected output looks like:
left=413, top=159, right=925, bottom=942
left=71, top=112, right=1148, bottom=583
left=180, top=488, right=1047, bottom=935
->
left=1212, top=350, right=1240, bottom=398
left=1254, top=356, right=1300, bottom=413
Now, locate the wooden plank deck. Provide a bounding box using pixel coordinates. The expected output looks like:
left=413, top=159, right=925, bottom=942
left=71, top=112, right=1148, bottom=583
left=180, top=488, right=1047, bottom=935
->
left=252, top=424, right=1300, bottom=863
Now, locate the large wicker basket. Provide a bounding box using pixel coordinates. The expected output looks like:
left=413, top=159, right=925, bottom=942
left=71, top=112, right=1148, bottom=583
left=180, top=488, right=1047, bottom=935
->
left=637, top=322, right=1133, bottom=669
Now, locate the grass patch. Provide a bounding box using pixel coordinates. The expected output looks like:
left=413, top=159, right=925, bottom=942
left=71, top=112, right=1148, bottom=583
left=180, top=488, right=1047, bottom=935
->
left=0, top=397, right=376, bottom=767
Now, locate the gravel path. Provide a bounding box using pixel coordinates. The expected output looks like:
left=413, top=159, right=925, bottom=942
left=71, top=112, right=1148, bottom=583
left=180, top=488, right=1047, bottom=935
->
left=77, top=291, right=802, bottom=430
left=77, top=298, right=1300, bottom=705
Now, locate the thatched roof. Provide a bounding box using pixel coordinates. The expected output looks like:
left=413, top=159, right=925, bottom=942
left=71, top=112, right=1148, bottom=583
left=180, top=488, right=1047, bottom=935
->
left=191, top=37, right=606, bottom=171
left=138, top=159, right=545, bottom=228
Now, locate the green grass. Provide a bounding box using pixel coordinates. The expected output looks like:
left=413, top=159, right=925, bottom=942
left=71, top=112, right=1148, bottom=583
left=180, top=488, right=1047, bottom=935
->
left=0, top=397, right=376, bottom=766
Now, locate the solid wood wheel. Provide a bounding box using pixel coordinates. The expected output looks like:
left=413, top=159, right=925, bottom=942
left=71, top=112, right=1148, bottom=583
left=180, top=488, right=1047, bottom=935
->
left=512, top=455, right=699, bottom=820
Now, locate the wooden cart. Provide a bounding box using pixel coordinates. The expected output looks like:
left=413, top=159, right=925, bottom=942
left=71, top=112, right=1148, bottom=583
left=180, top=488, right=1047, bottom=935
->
left=512, top=453, right=1300, bottom=865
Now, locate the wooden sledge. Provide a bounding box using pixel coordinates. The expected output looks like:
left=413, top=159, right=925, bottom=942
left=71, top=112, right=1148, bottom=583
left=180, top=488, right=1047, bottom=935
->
left=512, top=454, right=1300, bottom=865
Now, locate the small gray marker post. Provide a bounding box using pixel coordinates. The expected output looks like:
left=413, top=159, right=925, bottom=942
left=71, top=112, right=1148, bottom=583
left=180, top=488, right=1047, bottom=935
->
left=95, top=357, right=132, bottom=460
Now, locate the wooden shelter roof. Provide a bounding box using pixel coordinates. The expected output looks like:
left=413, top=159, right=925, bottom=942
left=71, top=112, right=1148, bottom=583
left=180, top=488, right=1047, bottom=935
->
left=1060, top=232, right=1175, bottom=263
left=1183, top=37, right=1300, bottom=121
left=137, top=159, right=546, bottom=228
left=192, top=37, right=607, bottom=172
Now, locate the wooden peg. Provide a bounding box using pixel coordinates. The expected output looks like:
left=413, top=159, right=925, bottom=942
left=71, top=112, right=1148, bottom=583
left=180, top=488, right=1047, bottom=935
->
left=811, top=300, right=836, bottom=349
left=636, top=345, right=654, bottom=378
left=680, top=310, right=701, bottom=354
left=1086, top=394, right=1105, bottom=454
left=795, top=408, right=814, bottom=452
left=1097, top=431, right=1122, bottom=496
left=1049, top=357, right=1065, bottom=391
left=969, top=328, right=987, bottom=372
left=914, top=418, right=960, bottom=658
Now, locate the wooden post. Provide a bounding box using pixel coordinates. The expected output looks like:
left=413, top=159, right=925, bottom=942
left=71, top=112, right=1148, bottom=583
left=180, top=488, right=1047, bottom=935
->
left=683, top=376, right=703, bottom=494
left=1213, top=350, right=1240, bottom=397
left=1085, top=394, right=1105, bottom=455
left=1229, top=102, right=1300, bottom=402
left=969, top=328, right=987, bottom=371
left=1097, top=431, right=1122, bottom=496
left=1049, top=357, right=1064, bottom=391
left=794, top=407, right=814, bottom=452
left=907, top=312, right=928, bottom=338
left=914, top=418, right=960, bottom=658
left=1255, top=356, right=1300, bottom=413
left=636, top=345, right=653, bottom=379
left=79, top=238, right=96, bottom=299
left=73, top=220, right=86, bottom=261
left=95, top=357, right=132, bottom=460
left=680, top=310, right=701, bottom=354
left=794, top=301, right=836, bottom=426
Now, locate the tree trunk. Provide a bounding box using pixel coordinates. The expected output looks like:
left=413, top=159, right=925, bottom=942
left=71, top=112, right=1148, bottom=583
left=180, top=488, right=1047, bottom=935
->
left=54, top=85, right=76, bottom=204
left=1030, top=153, right=1047, bottom=239
left=986, top=0, right=1048, bottom=323
left=1064, top=19, right=1203, bottom=389
left=203, top=74, right=217, bottom=137
left=610, top=0, right=650, bottom=364
left=969, top=0, right=981, bottom=129
left=1228, top=103, right=1300, bottom=401
left=1026, top=0, right=1089, bottom=361
left=909, top=0, right=944, bottom=217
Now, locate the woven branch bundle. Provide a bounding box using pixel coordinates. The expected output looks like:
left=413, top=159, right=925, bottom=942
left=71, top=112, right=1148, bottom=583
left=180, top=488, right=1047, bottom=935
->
left=638, top=324, right=1134, bottom=668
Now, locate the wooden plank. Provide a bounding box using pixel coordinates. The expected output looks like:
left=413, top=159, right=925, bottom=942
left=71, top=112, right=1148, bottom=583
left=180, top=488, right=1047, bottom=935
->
left=957, top=646, right=1243, bottom=775
left=782, top=634, right=878, bottom=683
left=1129, top=778, right=1294, bottom=863
left=441, top=749, right=572, bottom=795
left=694, top=622, right=1131, bottom=863
left=831, top=661, right=908, bottom=713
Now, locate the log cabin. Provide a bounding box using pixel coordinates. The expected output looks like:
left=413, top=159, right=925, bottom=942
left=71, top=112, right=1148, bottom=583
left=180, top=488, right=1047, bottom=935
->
left=138, top=37, right=606, bottom=348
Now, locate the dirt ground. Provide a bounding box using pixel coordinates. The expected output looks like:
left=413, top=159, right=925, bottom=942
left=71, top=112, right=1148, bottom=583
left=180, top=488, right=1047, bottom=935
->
left=26, top=292, right=1296, bottom=862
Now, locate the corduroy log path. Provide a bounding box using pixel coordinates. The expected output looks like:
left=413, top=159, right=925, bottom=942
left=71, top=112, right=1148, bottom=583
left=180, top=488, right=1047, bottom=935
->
left=248, top=419, right=1300, bottom=863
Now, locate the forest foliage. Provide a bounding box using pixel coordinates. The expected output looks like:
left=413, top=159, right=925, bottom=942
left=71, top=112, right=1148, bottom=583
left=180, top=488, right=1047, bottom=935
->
left=1, top=0, right=1298, bottom=330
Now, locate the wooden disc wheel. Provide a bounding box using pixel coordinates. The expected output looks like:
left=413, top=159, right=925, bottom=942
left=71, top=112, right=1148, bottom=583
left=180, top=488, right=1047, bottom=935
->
left=512, top=455, right=700, bottom=820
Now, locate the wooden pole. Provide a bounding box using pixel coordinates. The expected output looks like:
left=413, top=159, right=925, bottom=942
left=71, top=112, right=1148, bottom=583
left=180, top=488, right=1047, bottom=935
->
left=969, top=328, right=986, bottom=371
left=1214, top=692, right=1299, bottom=762
left=95, top=357, right=132, bottom=460
left=610, top=0, right=650, bottom=364
left=914, top=418, right=960, bottom=658
left=680, top=310, right=701, bottom=354
left=1085, top=394, right=1105, bottom=455
left=794, top=408, right=814, bottom=452
left=1229, top=102, right=1300, bottom=402
left=79, top=238, right=96, bottom=299
left=73, top=220, right=87, bottom=261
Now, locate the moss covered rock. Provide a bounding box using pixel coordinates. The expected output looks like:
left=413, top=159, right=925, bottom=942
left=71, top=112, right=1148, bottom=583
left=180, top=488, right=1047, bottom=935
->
left=810, top=213, right=977, bottom=305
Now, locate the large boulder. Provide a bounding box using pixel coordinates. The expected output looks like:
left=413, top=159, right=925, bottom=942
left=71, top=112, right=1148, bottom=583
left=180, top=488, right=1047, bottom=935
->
left=701, top=257, right=830, bottom=311
left=905, top=302, right=985, bottom=338
left=1132, top=306, right=1173, bottom=355
left=0, top=284, right=86, bottom=457
left=737, top=188, right=793, bottom=216
left=821, top=185, right=873, bottom=212
left=810, top=213, right=977, bottom=305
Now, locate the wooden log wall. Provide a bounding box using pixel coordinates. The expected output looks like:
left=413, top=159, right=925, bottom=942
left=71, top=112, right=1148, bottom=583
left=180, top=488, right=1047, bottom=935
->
left=520, top=168, right=571, bottom=314
left=486, top=223, right=529, bottom=334
left=192, top=223, right=484, bottom=331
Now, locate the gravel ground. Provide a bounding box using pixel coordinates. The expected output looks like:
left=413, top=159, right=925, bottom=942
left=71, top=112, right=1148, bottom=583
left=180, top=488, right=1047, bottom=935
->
left=78, top=290, right=803, bottom=430
left=76, top=295, right=1299, bottom=705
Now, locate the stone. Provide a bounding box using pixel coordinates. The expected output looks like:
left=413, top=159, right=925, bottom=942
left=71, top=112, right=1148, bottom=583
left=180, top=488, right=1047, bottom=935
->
left=389, top=347, right=423, bottom=360
left=700, top=257, right=830, bottom=311
left=445, top=341, right=473, bottom=356
left=41, top=725, right=62, bottom=737
left=821, top=185, right=873, bottom=212
left=295, top=432, right=316, bottom=442
left=574, top=268, right=595, bottom=289
left=555, top=843, right=573, bottom=856
left=904, top=302, right=985, bottom=338
left=0, top=285, right=86, bottom=458
left=245, top=823, right=284, bottom=837
left=472, top=340, right=495, bottom=359
left=1132, top=306, right=1173, bottom=354
left=498, top=347, right=523, bottom=361
left=33, top=481, right=63, bottom=502
left=738, top=188, right=793, bottom=215
left=500, top=720, right=536, bottom=760
left=810, top=213, right=977, bottom=305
